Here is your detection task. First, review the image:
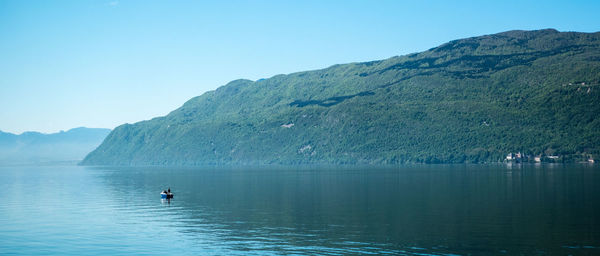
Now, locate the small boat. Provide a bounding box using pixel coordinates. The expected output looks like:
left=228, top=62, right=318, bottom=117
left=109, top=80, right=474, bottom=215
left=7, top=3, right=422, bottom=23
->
left=160, top=191, right=174, bottom=199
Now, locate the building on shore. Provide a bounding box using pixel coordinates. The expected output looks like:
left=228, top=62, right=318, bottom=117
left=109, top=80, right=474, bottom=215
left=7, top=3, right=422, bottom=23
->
left=506, top=152, right=526, bottom=162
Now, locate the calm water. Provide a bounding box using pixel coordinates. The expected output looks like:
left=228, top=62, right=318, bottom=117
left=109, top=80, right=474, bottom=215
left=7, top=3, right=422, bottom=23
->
left=0, top=164, right=598, bottom=255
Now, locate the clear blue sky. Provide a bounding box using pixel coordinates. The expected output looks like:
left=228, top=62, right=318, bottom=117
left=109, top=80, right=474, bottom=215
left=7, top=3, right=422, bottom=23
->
left=1, top=0, right=599, bottom=134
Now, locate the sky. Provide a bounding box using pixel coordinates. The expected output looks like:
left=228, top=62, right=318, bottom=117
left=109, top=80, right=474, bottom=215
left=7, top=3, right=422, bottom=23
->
left=1, top=0, right=599, bottom=134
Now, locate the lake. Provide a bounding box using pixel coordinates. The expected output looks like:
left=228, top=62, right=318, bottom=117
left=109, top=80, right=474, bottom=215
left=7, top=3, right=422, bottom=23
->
left=0, top=164, right=598, bottom=255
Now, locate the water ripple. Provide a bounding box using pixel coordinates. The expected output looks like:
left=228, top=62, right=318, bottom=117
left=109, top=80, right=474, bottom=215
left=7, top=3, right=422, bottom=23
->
left=1, top=165, right=600, bottom=255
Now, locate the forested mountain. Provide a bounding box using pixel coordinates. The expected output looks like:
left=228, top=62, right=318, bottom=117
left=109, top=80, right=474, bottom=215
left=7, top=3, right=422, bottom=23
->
left=82, top=29, right=600, bottom=165
left=0, top=127, right=111, bottom=165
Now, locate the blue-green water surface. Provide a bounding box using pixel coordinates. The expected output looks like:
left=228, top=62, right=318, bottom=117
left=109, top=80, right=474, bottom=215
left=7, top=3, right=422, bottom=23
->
left=0, top=164, right=598, bottom=255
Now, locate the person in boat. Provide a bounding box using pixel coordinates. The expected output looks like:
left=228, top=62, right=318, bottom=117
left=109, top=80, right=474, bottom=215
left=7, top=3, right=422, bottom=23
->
left=168, top=188, right=171, bottom=194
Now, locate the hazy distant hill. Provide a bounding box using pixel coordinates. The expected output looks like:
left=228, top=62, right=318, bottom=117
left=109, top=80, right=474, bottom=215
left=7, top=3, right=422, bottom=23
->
left=82, top=29, right=600, bottom=165
left=0, top=127, right=111, bottom=165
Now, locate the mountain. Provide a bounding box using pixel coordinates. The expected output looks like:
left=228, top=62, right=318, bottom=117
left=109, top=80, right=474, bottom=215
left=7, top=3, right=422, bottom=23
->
left=82, top=29, right=600, bottom=165
left=0, top=127, right=111, bottom=165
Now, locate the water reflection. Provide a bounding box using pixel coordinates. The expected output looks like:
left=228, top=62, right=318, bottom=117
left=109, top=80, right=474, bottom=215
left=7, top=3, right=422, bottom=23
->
left=91, top=164, right=600, bottom=255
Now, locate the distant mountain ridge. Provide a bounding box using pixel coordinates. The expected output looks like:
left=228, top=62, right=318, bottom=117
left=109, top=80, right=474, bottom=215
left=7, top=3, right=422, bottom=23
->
left=82, top=29, right=600, bottom=165
left=0, top=127, right=111, bottom=165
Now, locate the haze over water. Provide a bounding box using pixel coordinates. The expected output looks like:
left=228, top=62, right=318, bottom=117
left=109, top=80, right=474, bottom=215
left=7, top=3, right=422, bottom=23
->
left=0, top=164, right=598, bottom=255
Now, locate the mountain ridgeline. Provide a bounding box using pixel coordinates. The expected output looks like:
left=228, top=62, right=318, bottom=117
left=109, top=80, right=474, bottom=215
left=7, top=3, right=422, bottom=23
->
left=1, top=127, right=111, bottom=165
left=82, top=29, right=600, bottom=165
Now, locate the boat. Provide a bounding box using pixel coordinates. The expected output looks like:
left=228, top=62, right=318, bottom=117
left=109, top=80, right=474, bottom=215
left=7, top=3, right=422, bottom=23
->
left=160, top=191, right=174, bottom=199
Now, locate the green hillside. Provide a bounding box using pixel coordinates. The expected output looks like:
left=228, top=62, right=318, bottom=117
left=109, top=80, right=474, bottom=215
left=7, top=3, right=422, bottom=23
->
left=82, top=29, right=600, bottom=165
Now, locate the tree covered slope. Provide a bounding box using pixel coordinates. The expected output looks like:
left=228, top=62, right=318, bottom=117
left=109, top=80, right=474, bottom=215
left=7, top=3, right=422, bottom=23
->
left=82, top=29, right=600, bottom=165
